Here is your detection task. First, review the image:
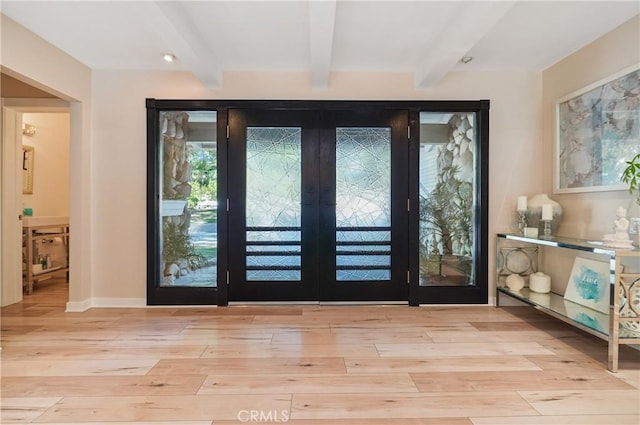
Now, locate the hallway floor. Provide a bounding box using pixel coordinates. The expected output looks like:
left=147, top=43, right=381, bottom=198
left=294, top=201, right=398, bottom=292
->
left=1, top=278, right=639, bottom=424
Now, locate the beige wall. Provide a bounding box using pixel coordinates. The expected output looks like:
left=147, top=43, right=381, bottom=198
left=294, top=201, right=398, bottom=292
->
left=7, top=12, right=636, bottom=307
left=22, top=113, right=70, bottom=217
left=92, top=69, right=542, bottom=302
left=91, top=71, right=212, bottom=300
left=1, top=14, right=93, bottom=308
left=542, top=15, right=640, bottom=240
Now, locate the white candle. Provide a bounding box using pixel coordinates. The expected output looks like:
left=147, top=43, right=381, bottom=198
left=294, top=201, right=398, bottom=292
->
left=524, top=227, right=539, bottom=238
left=542, top=204, right=553, bottom=221
left=517, top=196, right=527, bottom=211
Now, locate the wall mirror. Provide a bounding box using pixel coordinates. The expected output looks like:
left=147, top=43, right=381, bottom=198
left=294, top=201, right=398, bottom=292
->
left=22, top=145, right=34, bottom=194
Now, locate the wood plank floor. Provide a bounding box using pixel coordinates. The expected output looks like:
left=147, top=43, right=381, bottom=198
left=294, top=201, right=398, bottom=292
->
left=1, top=277, right=639, bottom=424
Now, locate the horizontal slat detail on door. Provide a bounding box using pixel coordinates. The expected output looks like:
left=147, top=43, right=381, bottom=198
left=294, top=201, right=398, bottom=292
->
left=335, top=227, right=391, bottom=281
left=246, top=227, right=302, bottom=281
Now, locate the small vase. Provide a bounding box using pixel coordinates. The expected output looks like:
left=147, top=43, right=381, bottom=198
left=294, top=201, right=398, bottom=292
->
left=505, top=274, right=525, bottom=291
left=525, top=193, right=562, bottom=235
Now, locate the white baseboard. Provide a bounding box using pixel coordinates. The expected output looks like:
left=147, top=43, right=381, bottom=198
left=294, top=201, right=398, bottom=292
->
left=65, top=298, right=92, bottom=312
left=65, top=297, right=146, bottom=311
left=91, top=297, right=147, bottom=308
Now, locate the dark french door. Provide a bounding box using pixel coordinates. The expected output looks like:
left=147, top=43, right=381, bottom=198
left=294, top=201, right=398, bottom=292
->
left=227, top=109, right=409, bottom=302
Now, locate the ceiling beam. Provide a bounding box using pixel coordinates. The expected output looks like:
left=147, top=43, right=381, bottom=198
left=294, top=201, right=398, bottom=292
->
left=140, top=1, right=222, bottom=88
left=308, top=0, right=337, bottom=89
left=414, top=1, right=516, bottom=89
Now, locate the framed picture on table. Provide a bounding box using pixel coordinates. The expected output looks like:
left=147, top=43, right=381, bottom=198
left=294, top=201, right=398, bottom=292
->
left=564, top=257, right=611, bottom=314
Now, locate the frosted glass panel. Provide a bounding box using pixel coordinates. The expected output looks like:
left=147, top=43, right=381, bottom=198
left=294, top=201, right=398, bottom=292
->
left=337, top=230, right=391, bottom=242
left=247, top=270, right=301, bottom=281
left=336, top=245, right=390, bottom=253
left=335, top=127, right=392, bottom=281
left=247, top=245, right=301, bottom=253
left=337, top=270, right=391, bottom=281
left=246, top=127, right=301, bottom=227
left=247, top=231, right=301, bottom=242
left=245, top=127, right=302, bottom=281
left=336, top=255, right=390, bottom=266
left=247, top=255, right=301, bottom=267
left=336, top=128, right=391, bottom=227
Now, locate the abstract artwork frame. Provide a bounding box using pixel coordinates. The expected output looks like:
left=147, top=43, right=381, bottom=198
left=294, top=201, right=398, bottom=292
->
left=564, top=257, right=611, bottom=314
left=554, top=64, right=640, bottom=194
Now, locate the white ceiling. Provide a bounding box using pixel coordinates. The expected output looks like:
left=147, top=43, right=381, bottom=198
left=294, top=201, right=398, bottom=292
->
left=2, top=1, right=638, bottom=89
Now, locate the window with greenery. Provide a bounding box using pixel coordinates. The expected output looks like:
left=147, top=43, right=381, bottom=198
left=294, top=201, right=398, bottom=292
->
left=419, top=112, right=475, bottom=286
left=159, top=111, right=217, bottom=287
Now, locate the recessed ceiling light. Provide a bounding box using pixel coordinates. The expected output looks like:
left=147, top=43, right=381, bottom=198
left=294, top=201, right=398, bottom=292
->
left=163, top=53, right=176, bottom=63
left=460, top=56, right=473, bottom=64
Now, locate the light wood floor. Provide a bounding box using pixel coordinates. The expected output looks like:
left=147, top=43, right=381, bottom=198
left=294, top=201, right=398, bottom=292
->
left=1, top=278, right=639, bottom=424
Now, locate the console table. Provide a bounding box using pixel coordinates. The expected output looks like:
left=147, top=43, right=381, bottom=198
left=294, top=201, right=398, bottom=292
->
left=22, top=216, right=70, bottom=294
left=496, top=233, right=640, bottom=372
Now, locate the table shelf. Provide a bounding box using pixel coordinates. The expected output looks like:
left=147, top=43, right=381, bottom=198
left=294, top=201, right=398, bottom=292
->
left=496, top=233, right=640, bottom=372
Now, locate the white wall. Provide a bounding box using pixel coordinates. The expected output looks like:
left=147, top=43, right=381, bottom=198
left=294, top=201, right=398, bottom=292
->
left=92, top=69, right=543, bottom=302
left=542, top=15, right=640, bottom=240
left=22, top=113, right=70, bottom=217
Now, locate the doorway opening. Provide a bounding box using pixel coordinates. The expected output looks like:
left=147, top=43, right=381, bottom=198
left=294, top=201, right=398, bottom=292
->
left=20, top=111, right=71, bottom=297
left=1, top=90, right=71, bottom=308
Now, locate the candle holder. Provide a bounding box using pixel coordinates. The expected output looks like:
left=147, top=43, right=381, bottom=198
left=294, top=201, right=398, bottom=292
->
left=542, top=219, right=552, bottom=238
left=517, top=210, right=527, bottom=235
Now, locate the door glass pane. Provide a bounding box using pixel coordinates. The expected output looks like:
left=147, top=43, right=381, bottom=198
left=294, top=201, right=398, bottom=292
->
left=159, top=111, right=217, bottom=287
left=419, top=112, right=475, bottom=286
left=246, top=127, right=302, bottom=281
left=336, top=128, right=391, bottom=281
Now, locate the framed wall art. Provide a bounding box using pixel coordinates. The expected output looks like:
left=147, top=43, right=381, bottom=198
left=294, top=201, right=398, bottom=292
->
left=22, top=145, right=34, bottom=195
left=554, top=64, right=640, bottom=194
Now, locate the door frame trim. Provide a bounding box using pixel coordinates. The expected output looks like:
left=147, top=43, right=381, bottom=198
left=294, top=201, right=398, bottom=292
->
left=145, top=101, right=226, bottom=305
left=408, top=101, right=490, bottom=305
left=146, top=99, right=490, bottom=306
